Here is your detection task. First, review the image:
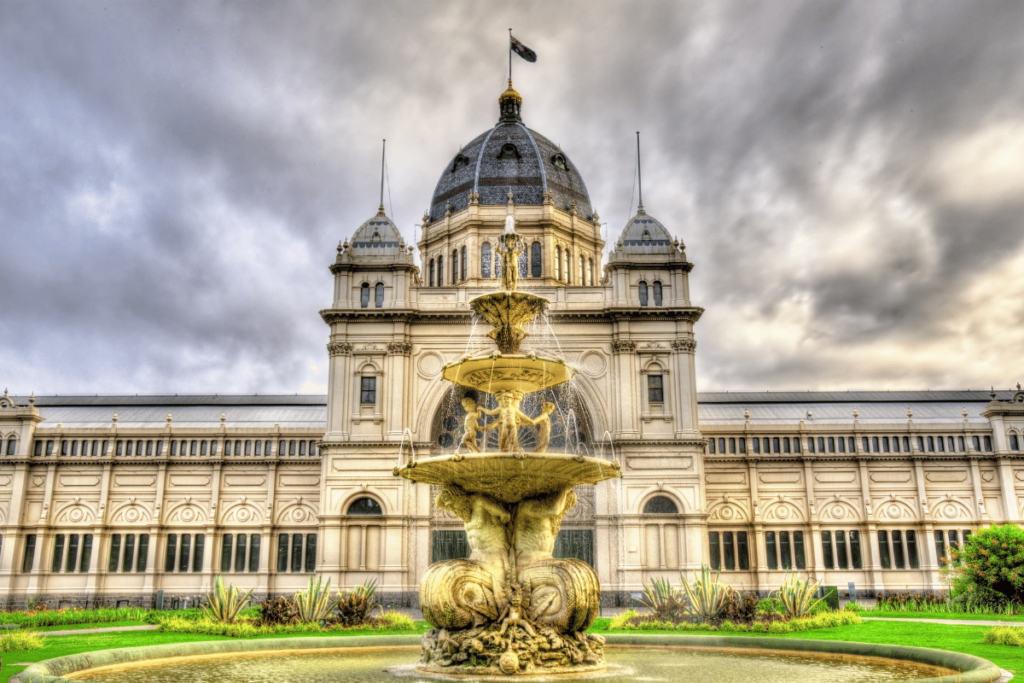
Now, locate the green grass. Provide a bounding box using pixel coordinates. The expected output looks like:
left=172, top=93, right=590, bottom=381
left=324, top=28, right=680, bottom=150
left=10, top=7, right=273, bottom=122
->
left=29, top=620, right=149, bottom=632
left=862, top=610, right=1024, bottom=622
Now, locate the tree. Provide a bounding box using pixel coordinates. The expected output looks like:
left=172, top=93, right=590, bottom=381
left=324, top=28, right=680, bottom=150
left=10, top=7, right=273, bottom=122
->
left=949, top=524, right=1024, bottom=607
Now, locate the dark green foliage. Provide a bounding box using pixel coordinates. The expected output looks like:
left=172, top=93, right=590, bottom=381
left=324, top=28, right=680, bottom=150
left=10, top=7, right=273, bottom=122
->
left=817, top=585, right=840, bottom=610
left=258, top=597, right=297, bottom=626
left=635, top=577, right=688, bottom=622
left=949, top=525, right=1024, bottom=607
left=721, top=591, right=759, bottom=623
left=332, top=580, right=381, bottom=627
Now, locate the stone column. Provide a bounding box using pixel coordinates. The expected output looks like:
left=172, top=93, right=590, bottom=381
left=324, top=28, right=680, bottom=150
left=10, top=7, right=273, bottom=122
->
left=997, top=458, right=1019, bottom=522
left=969, top=459, right=988, bottom=522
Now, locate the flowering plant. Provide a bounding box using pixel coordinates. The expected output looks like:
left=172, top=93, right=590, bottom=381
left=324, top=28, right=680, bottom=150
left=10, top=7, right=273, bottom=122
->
left=949, top=524, right=1024, bottom=606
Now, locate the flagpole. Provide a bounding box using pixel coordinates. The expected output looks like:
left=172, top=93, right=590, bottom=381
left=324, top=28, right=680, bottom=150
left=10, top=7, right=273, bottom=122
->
left=636, top=131, right=644, bottom=211
left=379, top=139, right=386, bottom=213
left=508, top=28, right=512, bottom=82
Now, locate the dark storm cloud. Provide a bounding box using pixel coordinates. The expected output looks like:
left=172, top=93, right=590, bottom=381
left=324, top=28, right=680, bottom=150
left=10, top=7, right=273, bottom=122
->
left=2, top=0, right=1022, bottom=394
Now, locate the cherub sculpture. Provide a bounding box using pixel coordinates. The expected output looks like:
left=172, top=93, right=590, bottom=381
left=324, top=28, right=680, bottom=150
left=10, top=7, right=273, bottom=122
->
left=530, top=401, right=556, bottom=453
left=460, top=396, right=498, bottom=453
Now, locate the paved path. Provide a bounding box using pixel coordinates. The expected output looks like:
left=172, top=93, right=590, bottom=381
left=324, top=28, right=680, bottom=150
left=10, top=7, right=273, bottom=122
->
left=862, top=616, right=1023, bottom=627
left=37, top=624, right=159, bottom=636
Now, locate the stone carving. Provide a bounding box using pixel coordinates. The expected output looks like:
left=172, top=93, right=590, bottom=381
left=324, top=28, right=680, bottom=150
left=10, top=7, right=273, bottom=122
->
left=54, top=499, right=96, bottom=525
left=327, top=341, right=353, bottom=356
left=220, top=498, right=264, bottom=525
left=874, top=497, right=916, bottom=521
left=387, top=341, right=412, bottom=356
left=708, top=498, right=750, bottom=523
left=761, top=497, right=805, bottom=522
left=165, top=498, right=207, bottom=524
left=671, top=339, right=697, bottom=353
left=930, top=496, right=972, bottom=520
left=612, top=340, right=636, bottom=353
left=818, top=497, right=862, bottom=522
left=110, top=500, right=152, bottom=525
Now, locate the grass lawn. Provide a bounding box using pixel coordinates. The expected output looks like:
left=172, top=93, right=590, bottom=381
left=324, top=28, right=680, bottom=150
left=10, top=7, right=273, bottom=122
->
left=4, top=619, right=1023, bottom=682
left=861, top=610, right=1024, bottom=622
left=29, top=620, right=150, bottom=633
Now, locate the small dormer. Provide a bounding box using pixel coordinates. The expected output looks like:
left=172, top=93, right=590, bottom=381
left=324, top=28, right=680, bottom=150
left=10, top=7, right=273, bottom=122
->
left=330, top=207, right=417, bottom=310
left=605, top=205, right=693, bottom=308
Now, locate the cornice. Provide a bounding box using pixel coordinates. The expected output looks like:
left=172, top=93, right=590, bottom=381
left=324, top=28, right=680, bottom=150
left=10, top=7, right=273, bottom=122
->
left=320, top=309, right=418, bottom=325
left=606, top=308, right=704, bottom=323
left=604, top=261, right=694, bottom=273
left=329, top=262, right=418, bottom=275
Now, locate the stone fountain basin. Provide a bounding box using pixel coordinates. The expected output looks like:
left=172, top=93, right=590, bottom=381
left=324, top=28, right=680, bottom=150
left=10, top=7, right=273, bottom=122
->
left=394, top=452, right=619, bottom=503
left=441, top=355, right=575, bottom=394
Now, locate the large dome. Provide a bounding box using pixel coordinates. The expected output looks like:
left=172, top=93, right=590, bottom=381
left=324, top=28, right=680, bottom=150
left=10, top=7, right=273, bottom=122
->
left=428, top=82, right=593, bottom=222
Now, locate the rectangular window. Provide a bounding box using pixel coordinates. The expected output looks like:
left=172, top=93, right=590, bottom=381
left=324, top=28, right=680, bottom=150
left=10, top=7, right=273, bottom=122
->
left=221, top=534, right=233, bottom=572
left=850, top=530, right=862, bottom=569
left=647, top=375, right=664, bottom=403
left=291, top=534, right=303, bottom=572
left=123, top=534, right=136, bottom=573
left=892, top=530, right=905, bottom=569
left=765, top=531, right=778, bottom=570
left=165, top=534, right=177, bottom=572
left=23, top=534, right=36, bottom=573
left=780, top=531, right=792, bottom=570
left=934, top=530, right=946, bottom=564
left=878, top=530, right=892, bottom=569
left=80, top=534, right=93, bottom=572
left=553, top=529, right=595, bottom=567
left=304, top=534, right=317, bottom=572
left=906, top=530, right=919, bottom=569
left=110, top=534, right=122, bottom=572
left=137, top=534, right=149, bottom=572
left=835, top=530, right=849, bottom=570
left=822, top=531, right=834, bottom=569
left=723, top=532, right=735, bottom=570
left=708, top=532, right=721, bottom=570
left=431, top=530, right=470, bottom=563
left=234, top=534, right=247, bottom=573
left=793, top=531, right=806, bottom=570
left=65, top=534, right=79, bottom=573
left=361, top=377, right=377, bottom=404
left=948, top=529, right=959, bottom=552
left=249, top=534, right=261, bottom=573
left=193, top=534, right=204, bottom=572
left=277, top=534, right=289, bottom=572
left=179, top=534, right=191, bottom=572
left=52, top=534, right=66, bottom=573
left=737, top=531, right=749, bottom=570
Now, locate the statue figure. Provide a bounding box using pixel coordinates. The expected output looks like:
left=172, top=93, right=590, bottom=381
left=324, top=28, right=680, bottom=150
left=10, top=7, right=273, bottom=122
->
left=530, top=401, right=556, bottom=453
left=436, top=487, right=511, bottom=563
left=492, top=391, right=533, bottom=452
left=498, top=233, right=525, bottom=292
left=460, top=397, right=497, bottom=453
left=513, top=487, right=577, bottom=566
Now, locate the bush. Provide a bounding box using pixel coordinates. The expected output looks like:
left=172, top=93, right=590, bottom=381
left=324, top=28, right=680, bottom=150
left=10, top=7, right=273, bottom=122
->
left=157, top=614, right=321, bottom=637
left=259, top=596, right=297, bottom=626
left=844, top=601, right=864, bottom=612
left=775, top=573, right=823, bottom=619
left=334, top=579, right=381, bottom=626
left=636, top=576, right=688, bottom=622
left=679, top=565, right=732, bottom=623
left=985, top=626, right=1024, bottom=646
left=376, top=610, right=416, bottom=631
left=817, top=585, right=839, bottom=611
left=949, top=524, right=1024, bottom=606
left=203, top=576, right=254, bottom=624
left=0, top=631, right=44, bottom=652
left=607, top=609, right=640, bottom=630
left=767, top=621, right=792, bottom=634
left=295, top=576, right=335, bottom=624
left=721, top=591, right=759, bottom=623
left=757, top=597, right=784, bottom=614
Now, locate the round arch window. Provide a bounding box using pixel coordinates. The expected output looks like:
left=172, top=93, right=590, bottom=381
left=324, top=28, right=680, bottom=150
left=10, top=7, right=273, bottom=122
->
left=643, top=496, right=679, bottom=514
left=347, top=497, right=383, bottom=515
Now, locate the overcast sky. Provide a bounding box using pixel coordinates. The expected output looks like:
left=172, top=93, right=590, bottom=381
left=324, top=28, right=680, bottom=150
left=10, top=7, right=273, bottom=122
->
left=3, top=0, right=1023, bottom=396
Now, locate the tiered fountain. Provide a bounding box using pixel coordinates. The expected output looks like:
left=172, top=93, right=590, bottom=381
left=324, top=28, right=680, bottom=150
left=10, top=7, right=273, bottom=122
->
left=393, top=221, right=620, bottom=676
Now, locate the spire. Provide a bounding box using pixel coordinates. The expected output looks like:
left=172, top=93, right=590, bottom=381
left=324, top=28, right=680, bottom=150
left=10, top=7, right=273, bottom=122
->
left=636, top=131, right=645, bottom=214
left=378, top=139, right=386, bottom=215
left=499, top=79, right=522, bottom=123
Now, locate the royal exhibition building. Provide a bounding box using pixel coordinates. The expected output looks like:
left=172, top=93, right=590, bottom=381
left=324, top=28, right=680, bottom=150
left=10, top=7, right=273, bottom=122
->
left=3, top=82, right=1024, bottom=611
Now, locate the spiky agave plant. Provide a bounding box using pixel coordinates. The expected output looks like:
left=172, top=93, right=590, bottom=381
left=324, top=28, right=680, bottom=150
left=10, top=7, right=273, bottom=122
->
left=636, top=576, right=687, bottom=622
left=336, top=579, right=382, bottom=626
left=679, top=565, right=732, bottom=623
left=203, top=575, right=254, bottom=624
left=775, top=572, right=824, bottom=618
left=294, top=575, right=335, bottom=624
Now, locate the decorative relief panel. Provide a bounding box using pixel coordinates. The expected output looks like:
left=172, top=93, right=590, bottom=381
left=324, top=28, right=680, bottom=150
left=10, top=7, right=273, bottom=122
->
left=224, top=474, right=266, bottom=487
left=925, top=470, right=968, bottom=484
left=873, top=497, right=917, bottom=521
left=817, top=497, right=862, bottom=522
left=761, top=497, right=806, bottom=522
left=275, top=497, right=320, bottom=525
left=31, top=475, right=45, bottom=488
left=416, top=352, right=444, bottom=378
left=59, top=474, right=101, bottom=487
left=279, top=474, right=320, bottom=487
left=1015, top=469, right=1024, bottom=482
left=870, top=470, right=912, bottom=484
left=109, top=499, right=153, bottom=525
left=170, top=474, right=212, bottom=487
left=708, top=497, right=750, bottom=523
left=165, top=498, right=209, bottom=524
left=980, top=469, right=996, bottom=484
left=758, top=471, right=801, bottom=485
left=54, top=499, right=97, bottom=525
left=929, top=496, right=973, bottom=520
left=114, top=475, right=156, bottom=487
left=814, top=470, right=857, bottom=484
left=705, top=471, right=746, bottom=485
left=578, top=350, right=607, bottom=378
left=220, top=498, right=264, bottom=525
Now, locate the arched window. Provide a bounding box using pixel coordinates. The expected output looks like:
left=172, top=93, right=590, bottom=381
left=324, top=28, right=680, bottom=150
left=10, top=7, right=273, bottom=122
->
left=638, top=281, right=648, bottom=307
left=643, top=496, right=679, bottom=514
left=642, top=230, right=651, bottom=242
left=429, top=259, right=435, bottom=287
left=494, top=249, right=501, bottom=279
left=588, top=258, right=594, bottom=286
left=481, top=243, right=491, bottom=278
left=555, top=246, right=562, bottom=280
left=360, top=283, right=370, bottom=308
left=653, top=281, right=663, bottom=306
left=460, top=246, right=467, bottom=281
left=452, top=249, right=459, bottom=284
left=518, top=246, right=527, bottom=278
left=564, top=249, right=571, bottom=284
left=497, top=143, right=520, bottom=160
left=347, top=497, right=383, bottom=515
left=531, top=242, right=541, bottom=277
left=374, top=282, right=384, bottom=308
left=6, top=438, right=16, bottom=456
left=579, top=255, right=585, bottom=285
left=437, top=256, right=444, bottom=285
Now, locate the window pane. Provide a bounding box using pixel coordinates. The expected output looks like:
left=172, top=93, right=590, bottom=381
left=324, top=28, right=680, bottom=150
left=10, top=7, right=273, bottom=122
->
left=235, top=534, right=247, bottom=573
left=780, top=531, right=792, bottom=570
left=836, top=530, right=849, bottom=569
left=481, top=245, right=491, bottom=278
left=123, top=534, right=135, bottom=573
left=23, top=534, right=36, bottom=573
left=723, top=532, right=735, bottom=570
left=643, top=496, right=678, bottom=514
left=934, top=530, right=946, bottom=564
left=375, top=283, right=384, bottom=308
left=773, top=437, right=781, bottom=453
left=360, top=283, right=369, bottom=307
left=165, top=534, right=177, bottom=572
left=348, top=497, right=384, bottom=515
left=291, top=534, right=303, bottom=572
left=65, top=534, right=79, bottom=573
left=821, top=531, right=834, bottom=569
left=361, top=377, right=377, bottom=404
left=179, top=533, right=191, bottom=573
left=794, top=531, right=806, bottom=569
left=708, top=532, right=721, bottom=570
left=638, top=281, right=648, bottom=306
left=531, top=242, right=541, bottom=277
left=277, top=534, right=289, bottom=572
left=948, top=530, right=959, bottom=551
left=305, top=534, right=317, bottom=572
left=137, top=534, right=149, bottom=572
left=878, top=530, right=891, bottom=569
left=849, top=530, right=862, bottom=569
left=249, top=534, right=261, bottom=573
left=648, top=376, right=665, bottom=403
left=906, top=530, right=919, bottom=569
left=737, top=532, right=749, bottom=570
left=892, top=530, right=905, bottom=569
left=193, top=534, right=204, bottom=573
left=53, top=534, right=66, bottom=573
left=739, top=437, right=746, bottom=454
left=80, top=534, right=93, bottom=573
left=221, top=534, right=233, bottom=572
left=653, top=281, right=663, bottom=306
left=765, top=531, right=778, bottom=570
left=432, top=530, right=470, bottom=563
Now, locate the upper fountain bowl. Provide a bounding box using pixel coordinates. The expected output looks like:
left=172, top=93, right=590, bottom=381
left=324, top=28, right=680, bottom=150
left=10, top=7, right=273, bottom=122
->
left=442, top=354, right=575, bottom=394
left=470, top=291, right=549, bottom=355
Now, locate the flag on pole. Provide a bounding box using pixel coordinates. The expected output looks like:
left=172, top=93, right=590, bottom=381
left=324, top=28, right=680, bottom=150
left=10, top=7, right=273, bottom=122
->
left=510, top=35, right=537, bottom=63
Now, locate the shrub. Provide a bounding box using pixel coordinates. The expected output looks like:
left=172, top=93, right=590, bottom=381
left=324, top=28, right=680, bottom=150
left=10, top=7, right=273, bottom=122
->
left=985, top=626, right=1024, bottom=646
left=335, top=579, right=381, bottom=626
left=295, top=575, right=335, bottom=624
left=767, top=621, right=792, bottom=634
left=757, top=597, right=784, bottom=614
left=376, top=610, right=416, bottom=631
left=259, top=596, right=298, bottom=626
left=679, top=565, right=732, bottom=623
left=817, top=585, right=839, bottom=611
left=775, top=573, right=823, bottom=619
left=949, top=525, right=1024, bottom=608
left=0, top=630, right=44, bottom=652
left=844, top=601, right=863, bottom=611
left=721, top=591, right=759, bottom=623
left=203, top=576, right=254, bottom=624
left=636, top=577, right=687, bottom=622
left=607, top=608, right=639, bottom=630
